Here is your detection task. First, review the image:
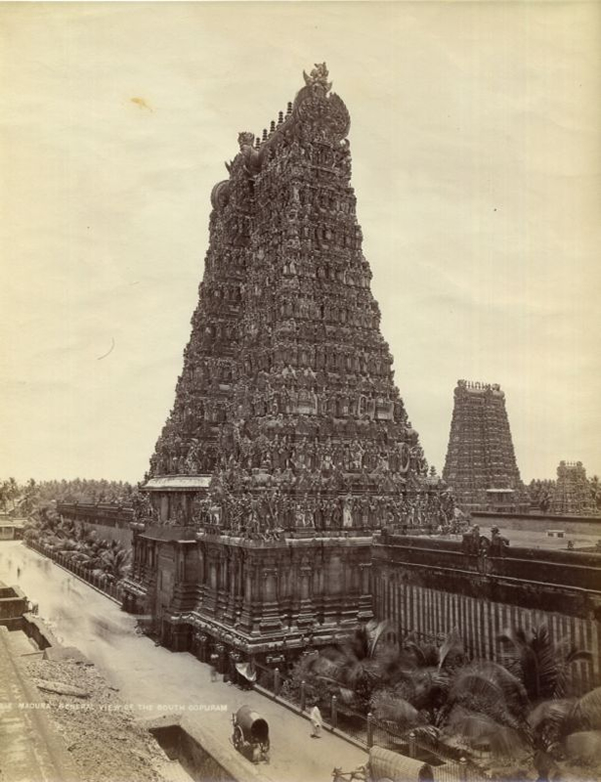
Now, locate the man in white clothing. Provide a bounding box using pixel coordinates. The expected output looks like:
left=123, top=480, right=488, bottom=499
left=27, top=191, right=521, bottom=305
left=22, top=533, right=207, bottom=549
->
left=309, top=702, right=322, bottom=738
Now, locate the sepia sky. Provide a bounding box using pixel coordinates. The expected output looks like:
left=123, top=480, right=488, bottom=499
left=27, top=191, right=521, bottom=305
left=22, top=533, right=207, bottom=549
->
left=1, top=1, right=600, bottom=484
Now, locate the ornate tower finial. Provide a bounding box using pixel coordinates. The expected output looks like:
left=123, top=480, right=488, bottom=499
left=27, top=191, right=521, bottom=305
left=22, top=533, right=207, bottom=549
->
left=302, top=62, right=332, bottom=93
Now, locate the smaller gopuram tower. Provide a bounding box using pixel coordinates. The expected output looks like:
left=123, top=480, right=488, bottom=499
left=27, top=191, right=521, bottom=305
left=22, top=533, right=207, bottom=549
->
left=552, top=461, right=594, bottom=516
left=443, top=380, right=526, bottom=512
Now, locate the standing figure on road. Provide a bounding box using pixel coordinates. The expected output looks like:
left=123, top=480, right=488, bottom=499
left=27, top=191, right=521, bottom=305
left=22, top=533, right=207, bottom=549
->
left=309, top=702, right=322, bottom=738
left=210, top=653, right=218, bottom=682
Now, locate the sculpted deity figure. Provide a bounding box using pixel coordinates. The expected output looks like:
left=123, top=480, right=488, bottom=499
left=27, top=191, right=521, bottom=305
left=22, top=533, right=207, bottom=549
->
left=303, top=62, right=333, bottom=93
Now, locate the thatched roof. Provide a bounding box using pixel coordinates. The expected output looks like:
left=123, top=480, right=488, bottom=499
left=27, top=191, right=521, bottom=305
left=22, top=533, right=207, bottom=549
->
left=369, top=746, right=428, bottom=781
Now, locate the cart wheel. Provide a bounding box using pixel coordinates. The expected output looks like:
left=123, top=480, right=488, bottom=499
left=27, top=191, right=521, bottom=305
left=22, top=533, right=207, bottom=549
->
left=233, top=726, right=244, bottom=751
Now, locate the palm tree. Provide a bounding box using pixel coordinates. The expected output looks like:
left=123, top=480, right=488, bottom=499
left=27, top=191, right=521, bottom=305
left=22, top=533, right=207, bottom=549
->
left=590, top=475, right=601, bottom=511
left=367, top=629, right=466, bottom=745
left=527, top=685, right=601, bottom=773
left=305, top=620, right=396, bottom=711
left=100, top=542, right=131, bottom=581
left=369, top=634, right=529, bottom=758
left=1, top=477, right=20, bottom=513
left=499, top=624, right=592, bottom=701
left=442, top=659, right=533, bottom=761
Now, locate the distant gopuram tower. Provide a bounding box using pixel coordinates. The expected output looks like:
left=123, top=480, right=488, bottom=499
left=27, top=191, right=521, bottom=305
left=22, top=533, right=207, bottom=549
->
left=443, top=380, right=526, bottom=513
left=123, top=65, right=448, bottom=666
left=552, top=461, right=594, bottom=515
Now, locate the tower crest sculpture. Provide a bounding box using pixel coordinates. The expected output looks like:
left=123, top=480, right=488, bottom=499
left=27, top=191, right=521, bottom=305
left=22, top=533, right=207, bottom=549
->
left=302, top=61, right=333, bottom=92
left=124, top=67, right=450, bottom=665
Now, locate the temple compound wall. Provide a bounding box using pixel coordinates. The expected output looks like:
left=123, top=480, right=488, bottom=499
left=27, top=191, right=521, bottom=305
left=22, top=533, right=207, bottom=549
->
left=443, top=380, right=527, bottom=513
left=57, top=502, right=133, bottom=548
left=372, top=532, right=601, bottom=692
left=122, top=65, right=452, bottom=668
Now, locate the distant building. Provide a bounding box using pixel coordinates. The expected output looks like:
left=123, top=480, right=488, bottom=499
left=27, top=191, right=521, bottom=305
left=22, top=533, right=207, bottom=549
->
left=552, top=461, right=595, bottom=516
left=443, top=380, right=527, bottom=513
left=0, top=516, right=25, bottom=541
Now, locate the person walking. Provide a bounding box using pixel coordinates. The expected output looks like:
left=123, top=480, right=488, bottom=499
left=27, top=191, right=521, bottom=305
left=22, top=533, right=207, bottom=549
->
left=309, top=702, right=322, bottom=738
left=209, top=653, right=218, bottom=682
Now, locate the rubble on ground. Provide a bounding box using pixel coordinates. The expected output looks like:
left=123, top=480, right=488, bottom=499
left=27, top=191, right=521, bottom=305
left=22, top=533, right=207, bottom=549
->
left=25, top=655, right=171, bottom=782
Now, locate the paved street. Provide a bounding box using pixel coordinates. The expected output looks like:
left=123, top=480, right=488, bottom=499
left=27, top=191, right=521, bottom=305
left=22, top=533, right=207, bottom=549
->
left=0, top=541, right=367, bottom=782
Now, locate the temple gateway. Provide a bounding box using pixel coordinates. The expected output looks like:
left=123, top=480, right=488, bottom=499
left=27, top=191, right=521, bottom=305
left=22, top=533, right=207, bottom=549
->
left=443, top=380, right=528, bottom=513
left=122, top=65, right=452, bottom=669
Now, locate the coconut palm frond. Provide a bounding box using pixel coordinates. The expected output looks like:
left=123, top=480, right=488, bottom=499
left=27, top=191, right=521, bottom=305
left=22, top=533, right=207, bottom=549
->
left=366, top=619, right=393, bottom=657
left=311, top=654, right=345, bottom=682
left=446, top=705, right=496, bottom=740
left=402, top=638, right=440, bottom=668
left=470, top=659, right=530, bottom=714
left=449, top=662, right=531, bottom=739
left=571, top=686, right=601, bottom=731
left=446, top=706, right=525, bottom=760
left=450, top=670, right=505, bottom=706
left=403, top=640, right=428, bottom=666
left=528, top=697, right=575, bottom=744
left=338, top=687, right=356, bottom=705
left=317, top=646, right=343, bottom=664
left=410, top=724, right=441, bottom=746
left=438, top=628, right=465, bottom=671
left=489, top=726, right=528, bottom=760
left=499, top=623, right=575, bottom=700
left=344, top=658, right=382, bottom=688
left=554, top=649, right=594, bottom=699
left=343, top=624, right=370, bottom=660
left=371, top=690, right=420, bottom=728
left=565, top=649, right=593, bottom=665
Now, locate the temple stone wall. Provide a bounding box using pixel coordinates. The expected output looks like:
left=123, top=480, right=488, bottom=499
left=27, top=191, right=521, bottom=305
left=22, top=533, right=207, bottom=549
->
left=57, top=503, right=133, bottom=548
left=372, top=533, right=601, bottom=691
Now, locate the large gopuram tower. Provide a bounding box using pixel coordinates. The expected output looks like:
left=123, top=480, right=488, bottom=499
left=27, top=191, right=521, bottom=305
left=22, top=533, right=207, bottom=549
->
left=443, top=380, right=527, bottom=513
left=123, top=65, right=447, bottom=667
